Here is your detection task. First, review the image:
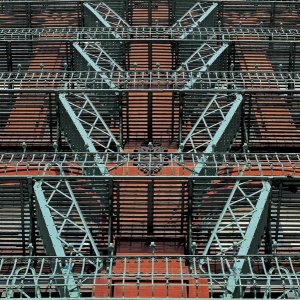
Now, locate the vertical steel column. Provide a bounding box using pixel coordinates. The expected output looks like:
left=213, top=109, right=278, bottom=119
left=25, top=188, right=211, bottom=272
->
left=148, top=23, right=153, bottom=141
left=49, top=93, right=53, bottom=144
left=275, top=182, right=283, bottom=243
left=78, top=2, right=84, bottom=27
left=265, top=193, right=273, bottom=255
left=55, top=93, right=62, bottom=151
left=217, top=1, right=223, bottom=26
left=270, top=2, right=276, bottom=27
left=148, top=0, right=153, bottom=142
left=26, top=3, right=32, bottom=28
left=228, top=41, right=236, bottom=71
left=170, top=0, right=176, bottom=25
left=187, top=179, right=194, bottom=254
left=247, top=93, right=252, bottom=147
left=107, top=178, right=114, bottom=247
left=148, top=92, right=153, bottom=142
left=28, top=177, right=36, bottom=256
left=116, top=182, right=121, bottom=236
left=6, top=41, right=12, bottom=72
left=148, top=0, right=152, bottom=26
left=178, top=92, right=184, bottom=145
left=180, top=182, right=185, bottom=234
left=147, top=181, right=154, bottom=235
left=20, top=180, right=26, bottom=256
left=119, top=92, right=124, bottom=147
left=171, top=91, right=175, bottom=142
left=289, top=42, right=296, bottom=91
left=240, top=93, right=247, bottom=149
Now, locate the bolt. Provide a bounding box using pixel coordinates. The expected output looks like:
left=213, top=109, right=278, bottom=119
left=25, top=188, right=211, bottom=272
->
left=22, top=142, right=27, bottom=152
left=149, top=241, right=156, bottom=254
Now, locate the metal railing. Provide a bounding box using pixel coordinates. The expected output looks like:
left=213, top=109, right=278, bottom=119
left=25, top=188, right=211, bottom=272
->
left=0, top=26, right=300, bottom=44
left=0, top=152, right=300, bottom=178
left=0, top=70, right=298, bottom=92
left=1, top=255, right=300, bottom=298
left=0, top=26, right=299, bottom=42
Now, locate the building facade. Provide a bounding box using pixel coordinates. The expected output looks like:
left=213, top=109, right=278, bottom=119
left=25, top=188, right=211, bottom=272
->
left=0, top=0, right=300, bottom=298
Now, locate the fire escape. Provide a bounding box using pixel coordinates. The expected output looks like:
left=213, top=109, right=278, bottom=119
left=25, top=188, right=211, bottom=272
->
left=0, top=0, right=300, bottom=299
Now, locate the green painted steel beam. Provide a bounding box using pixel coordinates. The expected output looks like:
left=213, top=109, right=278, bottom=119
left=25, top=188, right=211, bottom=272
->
left=202, top=94, right=242, bottom=154
left=179, top=93, right=243, bottom=176
left=34, top=168, right=104, bottom=297
left=59, top=93, right=110, bottom=176
left=183, top=43, right=229, bottom=89
left=83, top=2, right=129, bottom=40
left=173, top=2, right=218, bottom=39
left=35, top=172, right=104, bottom=259
left=84, top=3, right=112, bottom=28
left=73, top=42, right=118, bottom=89
left=34, top=181, right=80, bottom=298
left=225, top=181, right=272, bottom=298
left=177, top=43, right=229, bottom=73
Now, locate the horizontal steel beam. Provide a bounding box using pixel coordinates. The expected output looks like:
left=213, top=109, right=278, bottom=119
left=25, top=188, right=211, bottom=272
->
left=0, top=70, right=298, bottom=92
left=0, top=27, right=298, bottom=42
left=0, top=152, right=300, bottom=178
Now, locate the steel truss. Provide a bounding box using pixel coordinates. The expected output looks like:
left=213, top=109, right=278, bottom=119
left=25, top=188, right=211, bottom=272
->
left=0, top=1, right=299, bottom=298
left=1, top=255, right=300, bottom=299
left=0, top=27, right=299, bottom=42
left=182, top=45, right=229, bottom=89
left=176, top=41, right=229, bottom=90
left=36, top=7, right=117, bottom=294
left=201, top=178, right=272, bottom=297
left=177, top=43, right=229, bottom=73
left=67, top=4, right=125, bottom=173
left=0, top=70, right=298, bottom=92
left=34, top=166, right=102, bottom=297
left=0, top=152, right=300, bottom=179
left=182, top=10, right=271, bottom=291
left=83, top=2, right=130, bottom=39
left=172, top=2, right=218, bottom=39
left=59, top=93, right=122, bottom=159
left=73, top=42, right=126, bottom=89
left=179, top=93, right=243, bottom=175
left=34, top=174, right=101, bottom=258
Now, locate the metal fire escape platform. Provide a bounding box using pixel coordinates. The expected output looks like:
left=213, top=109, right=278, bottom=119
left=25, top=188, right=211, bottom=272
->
left=0, top=0, right=300, bottom=299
